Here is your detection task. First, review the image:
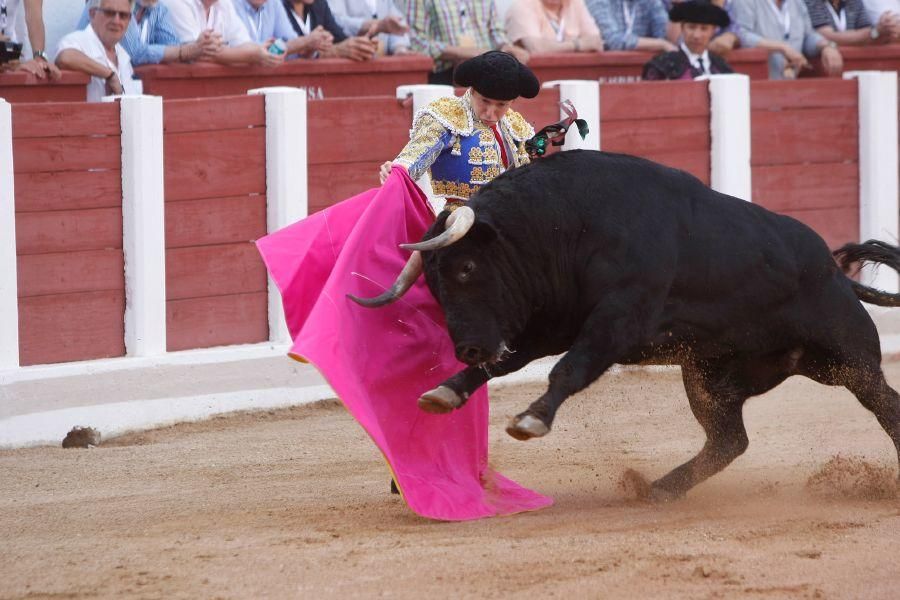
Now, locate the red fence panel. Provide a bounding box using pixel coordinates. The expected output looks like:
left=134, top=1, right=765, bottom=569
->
left=750, top=79, right=859, bottom=249
left=163, top=95, right=269, bottom=352
left=12, top=101, right=125, bottom=366
left=601, top=81, right=711, bottom=184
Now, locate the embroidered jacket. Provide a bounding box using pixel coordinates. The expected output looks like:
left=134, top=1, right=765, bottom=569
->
left=394, top=90, right=535, bottom=204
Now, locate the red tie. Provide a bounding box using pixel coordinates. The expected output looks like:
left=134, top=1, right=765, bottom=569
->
left=490, top=125, right=509, bottom=168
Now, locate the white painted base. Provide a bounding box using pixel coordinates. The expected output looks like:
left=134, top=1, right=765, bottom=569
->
left=0, top=385, right=333, bottom=449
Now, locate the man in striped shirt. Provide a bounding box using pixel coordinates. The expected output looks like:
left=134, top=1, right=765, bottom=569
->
left=804, top=0, right=900, bottom=44
left=401, top=0, right=529, bottom=84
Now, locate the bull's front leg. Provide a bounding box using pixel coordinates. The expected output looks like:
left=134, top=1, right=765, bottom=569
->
left=507, top=309, right=644, bottom=440
left=418, top=347, right=543, bottom=414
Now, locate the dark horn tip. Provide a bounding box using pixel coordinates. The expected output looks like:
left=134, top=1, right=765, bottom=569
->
left=346, top=292, right=395, bottom=308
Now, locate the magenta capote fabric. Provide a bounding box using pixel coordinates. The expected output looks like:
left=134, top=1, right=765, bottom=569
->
left=255, top=169, right=553, bottom=521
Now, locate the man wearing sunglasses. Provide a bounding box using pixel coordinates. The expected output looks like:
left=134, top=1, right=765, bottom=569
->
left=56, top=0, right=141, bottom=101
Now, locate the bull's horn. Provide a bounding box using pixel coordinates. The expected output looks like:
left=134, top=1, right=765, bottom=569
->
left=347, top=251, right=423, bottom=307
left=400, top=206, right=475, bottom=252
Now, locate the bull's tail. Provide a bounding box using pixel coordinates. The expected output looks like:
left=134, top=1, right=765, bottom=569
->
left=833, top=240, right=900, bottom=307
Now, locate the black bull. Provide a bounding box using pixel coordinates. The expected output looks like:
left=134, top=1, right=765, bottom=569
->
left=351, top=150, right=900, bottom=500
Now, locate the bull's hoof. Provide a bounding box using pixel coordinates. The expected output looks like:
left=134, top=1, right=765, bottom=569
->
left=648, top=485, right=682, bottom=503
left=506, top=414, right=550, bottom=440
left=418, top=386, right=462, bottom=414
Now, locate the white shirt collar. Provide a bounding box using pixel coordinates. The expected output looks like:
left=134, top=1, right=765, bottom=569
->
left=679, top=41, right=710, bottom=73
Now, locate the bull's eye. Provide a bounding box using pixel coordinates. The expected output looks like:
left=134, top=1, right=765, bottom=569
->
left=457, top=260, right=476, bottom=282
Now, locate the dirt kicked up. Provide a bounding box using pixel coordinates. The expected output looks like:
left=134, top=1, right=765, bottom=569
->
left=3, top=363, right=900, bottom=599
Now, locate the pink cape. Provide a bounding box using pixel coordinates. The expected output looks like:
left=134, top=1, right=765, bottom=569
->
left=255, top=169, right=553, bottom=521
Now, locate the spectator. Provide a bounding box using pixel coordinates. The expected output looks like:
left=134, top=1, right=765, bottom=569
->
left=734, top=0, right=843, bottom=78
left=0, top=0, right=61, bottom=79
left=403, top=0, right=529, bottom=85
left=643, top=0, right=734, bottom=79
left=804, top=0, right=900, bottom=44
left=76, top=0, right=221, bottom=65
left=328, top=0, right=412, bottom=55
left=861, top=0, right=900, bottom=26
left=163, top=0, right=284, bottom=66
left=667, top=0, right=742, bottom=55
left=586, top=0, right=677, bottom=51
left=505, top=0, right=604, bottom=54
left=230, top=0, right=330, bottom=57
left=55, top=0, right=141, bottom=102
left=282, top=0, right=379, bottom=60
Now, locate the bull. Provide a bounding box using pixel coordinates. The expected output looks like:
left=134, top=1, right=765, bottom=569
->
left=350, top=150, right=900, bottom=501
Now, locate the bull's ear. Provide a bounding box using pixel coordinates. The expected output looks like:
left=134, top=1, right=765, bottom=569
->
left=469, top=220, right=498, bottom=244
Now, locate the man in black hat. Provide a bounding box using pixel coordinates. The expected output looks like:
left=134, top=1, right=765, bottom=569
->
left=379, top=50, right=540, bottom=211
left=642, top=0, right=735, bottom=80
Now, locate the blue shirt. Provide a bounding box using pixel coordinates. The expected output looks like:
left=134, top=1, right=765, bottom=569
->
left=585, top=0, right=669, bottom=50
left=229, top=0, right=298, bottom=43
left=77, top=3, right=181, bottom=66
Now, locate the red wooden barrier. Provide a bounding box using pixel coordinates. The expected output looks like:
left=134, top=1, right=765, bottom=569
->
left=137, top=55, right=433, bottom=100
left=163, top=95, right=269, bottom=351
left=12, top=101, right=125, bottom=366
left=750, top=79, right=859, bottom=249
left=528, top=49, right=770, bottom=84
left=601, top=81, right=711, bottom=184
left=0, top=70, right=90, bottom=103
left=806, top=44, right=900, bottom=76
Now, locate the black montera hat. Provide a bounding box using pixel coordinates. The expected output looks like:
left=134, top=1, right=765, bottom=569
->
left=669, top=0, right=731, bottom=27
left=453, top=50, right=540, bottom=101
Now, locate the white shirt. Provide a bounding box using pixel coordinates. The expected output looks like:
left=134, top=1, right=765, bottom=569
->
left=161, top=0, right=252, bottom=45
left=56, top=24, right=140, bottom=103
left=0, top=0, right=22, bottom=43
left=679, top=41, right=711, bottom=76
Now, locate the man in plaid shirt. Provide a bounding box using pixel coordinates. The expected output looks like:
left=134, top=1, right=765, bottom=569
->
left=401, top=0, right=529, bottom=84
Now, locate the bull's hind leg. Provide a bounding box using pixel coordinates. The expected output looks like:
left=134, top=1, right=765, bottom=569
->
left=650, top=355, right=795, bottom=500
left=649, top=362, right=752, bottom=501
left=803, top=355, right=900, bottom=480
left=848, top=374, right=900, bottom=480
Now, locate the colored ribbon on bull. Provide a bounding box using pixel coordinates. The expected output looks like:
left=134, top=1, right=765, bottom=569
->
left=525, top=100, right=589, bottom=158
left=255, top=168, right=553, bottom=521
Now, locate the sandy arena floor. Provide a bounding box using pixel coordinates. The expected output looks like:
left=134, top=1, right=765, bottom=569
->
left=3, top=363, right=900, bottom=599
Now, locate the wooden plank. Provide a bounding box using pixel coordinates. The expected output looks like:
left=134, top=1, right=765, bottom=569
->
left=751, top=108, right=857, bottom=166
left=165, top=196, right=267, bottom=248
left=751, top=79, right=858, bottom=111
left=602, top=117, right=710, bottom=156
left=309, top=161, right=382, bottom=214
left=166, top=292, right=268, bottom=351
left=602, top=81, right=710, bottom=121
left=12, top=101, right=120, bottom=138
left=17, top=249, right=124, bottom=298
left=774, top=206, right=859, bottom=250
left=164, top=128, right=266, bottom=201
left=308, top=97, right=413, bottom=165
left=753, top=163, right=858, bottom=212
left=14, top=169, right=122, bottom=212
left=166, top=243, right=267, bottom=300
left=163, top=95, right=265, bottom=134
left=12, top=135, right=121, bottom=174
left=15, top=207, right=123, bottom=255
left=18, top=290, right=125, bottom=366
